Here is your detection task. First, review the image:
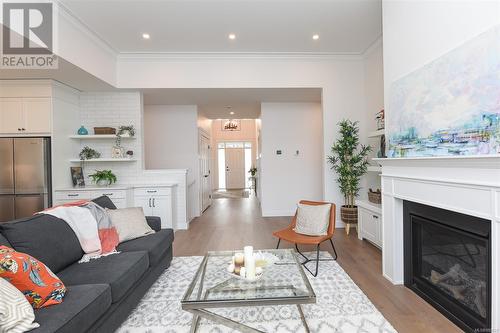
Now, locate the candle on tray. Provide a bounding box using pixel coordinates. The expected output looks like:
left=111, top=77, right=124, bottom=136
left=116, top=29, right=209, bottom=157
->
left=244, top=245, right=256, bottom=279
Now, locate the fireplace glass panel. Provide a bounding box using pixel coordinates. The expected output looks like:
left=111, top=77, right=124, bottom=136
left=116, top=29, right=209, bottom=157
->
left=413, top=216, right=488, bottom=319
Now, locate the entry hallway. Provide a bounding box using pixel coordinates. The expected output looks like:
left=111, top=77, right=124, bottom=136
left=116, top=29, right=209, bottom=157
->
left=173, top=197, right=461, bottom=333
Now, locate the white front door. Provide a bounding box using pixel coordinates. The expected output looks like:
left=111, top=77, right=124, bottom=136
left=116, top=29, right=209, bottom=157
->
left=199, top=133, right=211, bottom=212
left=225, top=148, right=245, bottom=189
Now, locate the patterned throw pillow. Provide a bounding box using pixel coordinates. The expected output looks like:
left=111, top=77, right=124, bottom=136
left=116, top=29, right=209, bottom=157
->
left=0, top=278, right=39, bottom=332
left=0, top=246, right=66, bottom=309
left=294, top=203, right=332, bottom=236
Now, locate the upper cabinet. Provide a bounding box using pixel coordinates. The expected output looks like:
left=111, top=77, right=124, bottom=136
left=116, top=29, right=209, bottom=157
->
left=0, top=97, right=51, bottom=134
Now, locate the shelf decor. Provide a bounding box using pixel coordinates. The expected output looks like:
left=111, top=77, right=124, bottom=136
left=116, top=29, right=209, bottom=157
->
left=77, top=126, right=88, bottom=135
left=79, top=146, right=101, bottom=160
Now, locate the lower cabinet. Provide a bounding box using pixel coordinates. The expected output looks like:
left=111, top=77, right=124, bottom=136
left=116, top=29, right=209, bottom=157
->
left=358, top=202, right=382, bottom=249
left=133, top=187, right=173, bottom=229
left=54, top=189, right=128, bottom=208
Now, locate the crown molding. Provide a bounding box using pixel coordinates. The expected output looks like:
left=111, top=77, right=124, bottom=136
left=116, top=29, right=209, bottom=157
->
left=117, top=51, right=365, bottom=62
left=53, top=0, right=118, bottom=58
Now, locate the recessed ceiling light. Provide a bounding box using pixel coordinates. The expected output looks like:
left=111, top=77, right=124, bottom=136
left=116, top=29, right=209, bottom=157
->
left=230, top=111, right=235, bottom=115
left=228, top=33, right=236, bottom=40
left=312, top=34, right=320, bottom=40
left=142, top=33, right=150, bottom=40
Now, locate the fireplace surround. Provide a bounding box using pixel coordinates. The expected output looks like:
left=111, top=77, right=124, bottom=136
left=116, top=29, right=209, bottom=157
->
left=375, top=156, right=500, bottom=331
left=403, top=201, right=491, bottom=331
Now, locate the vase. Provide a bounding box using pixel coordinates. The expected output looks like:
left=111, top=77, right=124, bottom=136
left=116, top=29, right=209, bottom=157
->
left=96, top=179, right=111, bottom=187
left=78, top=126, right=89, bottom=135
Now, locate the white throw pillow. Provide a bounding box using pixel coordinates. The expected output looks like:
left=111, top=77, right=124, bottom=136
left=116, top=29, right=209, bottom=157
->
left=294, top=203, right=331, bottom=236
left=106, top=207, right=154, bottom=243
left=0, top=278, right=40, bottom=333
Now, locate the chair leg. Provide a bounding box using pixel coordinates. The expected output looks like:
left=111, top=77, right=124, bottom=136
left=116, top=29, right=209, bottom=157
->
left=294, top=243, right=322, bottom=277
left=276, top=238, right=281, bottom=249
left=329, top=238, right=338, bottom=260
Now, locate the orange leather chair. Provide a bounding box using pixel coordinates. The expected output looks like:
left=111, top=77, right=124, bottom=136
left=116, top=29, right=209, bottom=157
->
left=273, top=200, right=337, bottom=277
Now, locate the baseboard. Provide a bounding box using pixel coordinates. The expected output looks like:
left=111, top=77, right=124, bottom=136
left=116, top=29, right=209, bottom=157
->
left=261, top=209, right=295, bottom=217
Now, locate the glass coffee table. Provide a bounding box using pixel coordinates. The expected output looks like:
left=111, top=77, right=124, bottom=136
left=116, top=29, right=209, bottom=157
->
left=181, top=248, right=316, bottom=333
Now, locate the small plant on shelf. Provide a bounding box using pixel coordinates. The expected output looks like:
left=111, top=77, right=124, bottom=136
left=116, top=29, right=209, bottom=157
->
left=88, top=169, right=117, bottom=186
left=117, top=125, right=135, bottom=137
left=79, top=146, right=101, bottom=160
left=327, top=119, right=371, bottom=228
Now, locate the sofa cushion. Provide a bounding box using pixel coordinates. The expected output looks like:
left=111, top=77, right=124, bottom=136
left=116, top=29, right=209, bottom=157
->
left=0, top=233, right=11, bottom=247
left=32, top=284, right=111, bottom=333
left=0, top=215, right=83, bottom=273
left=145, top=216, right=161, bottom=232
left=117, top=229, right=174, bottom=266
left=57, top=251, right=149, bottom=303
left=92, top=196, right=117, bottom=210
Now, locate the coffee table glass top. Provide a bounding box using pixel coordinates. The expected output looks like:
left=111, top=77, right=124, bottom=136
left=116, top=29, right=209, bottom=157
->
left=181, top=249, right=315, bottom=308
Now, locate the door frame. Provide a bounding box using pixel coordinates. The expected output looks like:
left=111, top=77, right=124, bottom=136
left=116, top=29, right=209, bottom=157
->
left=198, top=129, right=212, bottom=213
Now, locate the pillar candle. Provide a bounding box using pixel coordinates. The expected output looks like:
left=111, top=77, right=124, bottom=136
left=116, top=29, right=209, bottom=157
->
left=244, top=245, right=256, bottom=279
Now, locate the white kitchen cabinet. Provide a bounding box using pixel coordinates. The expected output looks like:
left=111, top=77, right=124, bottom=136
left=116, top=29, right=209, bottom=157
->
left=0, top=97, right=51, bottom=134
left=133, top=187, right=173, bottom=229
left=54, top=188, right=128, bottom=208
left=357, top=200, right=382, bottom=249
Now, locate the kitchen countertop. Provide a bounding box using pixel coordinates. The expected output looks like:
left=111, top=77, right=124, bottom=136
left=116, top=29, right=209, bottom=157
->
left=55, top=183, right=179, bottom=191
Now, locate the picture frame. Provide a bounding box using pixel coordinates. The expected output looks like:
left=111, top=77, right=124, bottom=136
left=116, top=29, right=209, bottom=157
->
left=70, top=166, right=85, bottom=187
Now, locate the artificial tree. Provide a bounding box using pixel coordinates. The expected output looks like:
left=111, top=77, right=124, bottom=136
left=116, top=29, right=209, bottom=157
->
left=327, top=120, right=371, bottom=226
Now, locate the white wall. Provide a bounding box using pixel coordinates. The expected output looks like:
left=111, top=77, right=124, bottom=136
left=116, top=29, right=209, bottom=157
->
left=382, top=0, right=500, bottom=136
left=260, top=103, right=323, bottom=216
left=143, top=105, right=200, bottom=219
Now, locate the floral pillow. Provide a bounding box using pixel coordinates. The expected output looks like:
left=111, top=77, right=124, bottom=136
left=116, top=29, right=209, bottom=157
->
left=0, top=246, right=66, bottom=309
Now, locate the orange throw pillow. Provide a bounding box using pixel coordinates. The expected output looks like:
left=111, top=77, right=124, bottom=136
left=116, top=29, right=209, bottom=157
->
left=0, top=246, right=66, bottom=309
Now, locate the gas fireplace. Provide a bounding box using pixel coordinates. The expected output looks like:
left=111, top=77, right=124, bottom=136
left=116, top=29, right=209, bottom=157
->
left=403, top=201, right=491, bottom=332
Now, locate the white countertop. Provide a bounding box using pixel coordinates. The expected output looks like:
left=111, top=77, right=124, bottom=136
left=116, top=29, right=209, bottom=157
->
left=55, top=183, right=178, bottom=191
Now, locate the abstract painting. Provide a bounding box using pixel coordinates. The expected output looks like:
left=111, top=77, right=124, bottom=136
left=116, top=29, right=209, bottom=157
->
left=388, top=26, right=500, bottom=158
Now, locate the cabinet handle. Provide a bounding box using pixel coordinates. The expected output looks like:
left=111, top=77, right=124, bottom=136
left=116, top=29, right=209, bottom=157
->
left=67, top=194, right=79, bottom=197
left=372, top=215, right=379, bottom=219
left=18, top=128, right=21, bottom=131
left=153, top=198, right=155, bottom=207
left=146, top=190, right=157, bottom=193
left=21, top=128, right=25, bottom=131
left=148, top=198, right=151, bottom=207
left=102, top=193, right=112, bottom=196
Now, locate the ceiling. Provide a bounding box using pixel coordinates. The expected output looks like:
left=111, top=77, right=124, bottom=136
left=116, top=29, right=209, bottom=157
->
left=60, top=0, right=382, bottom=54
left=143, top=88, right=322, bottom=119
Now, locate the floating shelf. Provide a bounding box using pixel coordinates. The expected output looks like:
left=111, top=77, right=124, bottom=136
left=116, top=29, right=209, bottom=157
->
left=368, top=129, right=385, bottom=138
left=70, top=158, right=137, bottom=163
left=367, top=165, right=382, bottom=172
left=69, top=135, right=136, bottom=140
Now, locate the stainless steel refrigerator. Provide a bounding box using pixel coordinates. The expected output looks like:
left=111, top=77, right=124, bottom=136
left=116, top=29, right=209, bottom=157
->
left=0, top=138, right=51, bottom=222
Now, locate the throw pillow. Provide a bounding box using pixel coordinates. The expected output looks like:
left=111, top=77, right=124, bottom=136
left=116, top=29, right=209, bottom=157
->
left=0, top=278, right=39, bottom=332
left=0, top=246, right=66, bottom=309
left=294, top=203, right=331, bottom=236
left=106, top=207, right=154, bottom=243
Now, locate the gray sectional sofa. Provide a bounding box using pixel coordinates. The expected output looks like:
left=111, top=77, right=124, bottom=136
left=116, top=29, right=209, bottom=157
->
left=0, top=196, right=174, bottom=333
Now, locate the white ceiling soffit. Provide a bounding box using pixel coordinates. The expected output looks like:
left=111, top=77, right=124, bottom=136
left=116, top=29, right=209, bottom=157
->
left=59, top=0, right=382, bottom=55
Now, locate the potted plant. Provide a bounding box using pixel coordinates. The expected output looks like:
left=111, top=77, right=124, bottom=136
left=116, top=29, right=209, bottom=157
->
left=88, top=169, right=117, bottom=186
left=117, top=125, right=135, bottom=137
left=79, top=146, right=101, bottom=160
left=327, top=120, right=371, bottom=226
left=248, top=167, right=257, bottom=176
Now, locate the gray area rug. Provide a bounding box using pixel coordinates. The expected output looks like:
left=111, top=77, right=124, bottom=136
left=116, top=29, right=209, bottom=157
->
left=117, top=252, right=397, bottom=332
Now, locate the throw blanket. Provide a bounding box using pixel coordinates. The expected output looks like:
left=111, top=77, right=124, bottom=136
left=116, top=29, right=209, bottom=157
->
left=42, top=202, right=119, bottom=263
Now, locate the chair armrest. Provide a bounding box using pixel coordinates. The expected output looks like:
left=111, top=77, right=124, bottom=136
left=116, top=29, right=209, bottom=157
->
left=146, top=216, right=161, bottom=231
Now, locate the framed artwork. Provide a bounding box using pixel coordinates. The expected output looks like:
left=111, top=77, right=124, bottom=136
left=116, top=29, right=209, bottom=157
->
left=70, top=167, right=85, bottom=187
left=221, top=119, right=241, bottom=131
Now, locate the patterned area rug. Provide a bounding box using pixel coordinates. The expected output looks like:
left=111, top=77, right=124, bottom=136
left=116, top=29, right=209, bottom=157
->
left=117, top=252, right=397, bottom=333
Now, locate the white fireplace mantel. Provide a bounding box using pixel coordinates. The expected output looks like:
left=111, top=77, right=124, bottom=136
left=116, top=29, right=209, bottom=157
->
left=374, top=155, right=500, bottom=329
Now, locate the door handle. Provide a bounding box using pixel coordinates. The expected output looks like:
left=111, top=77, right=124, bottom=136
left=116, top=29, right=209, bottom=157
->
left=226, top=167, right=229, bottom=171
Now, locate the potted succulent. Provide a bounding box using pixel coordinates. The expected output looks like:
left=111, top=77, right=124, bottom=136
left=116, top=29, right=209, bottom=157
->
left=79, top=146, right=101, bottom=160
left=88, top=169, right=117, bottom=186
left=327, top=120, right=371, bottom=226
left=117, top=125, right=135, bottom=137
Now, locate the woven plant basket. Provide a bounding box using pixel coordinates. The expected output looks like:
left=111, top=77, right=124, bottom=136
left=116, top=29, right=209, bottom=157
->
left=340, top=205, right=358, bottom=224
left=368, top=189, right=382, bottom=204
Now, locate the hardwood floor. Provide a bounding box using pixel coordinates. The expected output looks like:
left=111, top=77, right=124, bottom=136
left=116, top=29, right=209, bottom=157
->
left=173, top=196, right=462, bottom=333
